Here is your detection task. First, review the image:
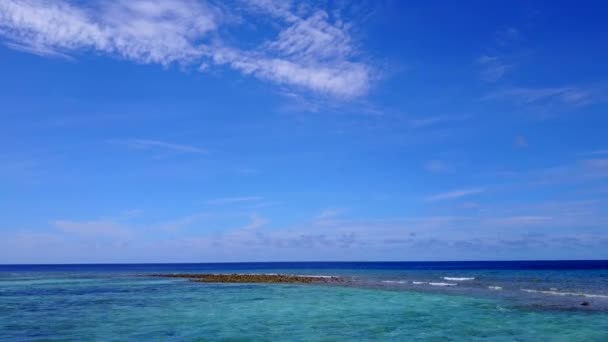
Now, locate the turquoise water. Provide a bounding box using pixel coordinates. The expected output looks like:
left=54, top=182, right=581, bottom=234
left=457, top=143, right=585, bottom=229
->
left=1, top=262, right=607, bottom=341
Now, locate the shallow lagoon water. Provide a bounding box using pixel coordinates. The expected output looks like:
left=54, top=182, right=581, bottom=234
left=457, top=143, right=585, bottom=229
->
left=1, top=262, right=607, bottom=341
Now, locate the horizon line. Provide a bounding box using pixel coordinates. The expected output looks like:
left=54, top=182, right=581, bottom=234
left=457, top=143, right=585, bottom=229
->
left=1, top=259, right=607, bottom=266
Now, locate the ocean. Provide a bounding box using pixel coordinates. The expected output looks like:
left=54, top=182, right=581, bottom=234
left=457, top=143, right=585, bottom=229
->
left=1, top=261, right=607, bottom=341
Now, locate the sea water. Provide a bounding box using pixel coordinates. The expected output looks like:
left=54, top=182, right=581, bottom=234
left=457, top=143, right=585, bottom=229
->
left=1, top=261, right=607, bottom=341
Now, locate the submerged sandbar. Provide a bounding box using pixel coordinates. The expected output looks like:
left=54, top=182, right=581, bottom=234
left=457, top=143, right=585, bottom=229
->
left=150, top=273, right=343, bottom=284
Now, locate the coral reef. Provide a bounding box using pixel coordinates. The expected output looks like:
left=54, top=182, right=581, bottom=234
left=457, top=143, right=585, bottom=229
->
left=150, top=273, right=343, bottom=284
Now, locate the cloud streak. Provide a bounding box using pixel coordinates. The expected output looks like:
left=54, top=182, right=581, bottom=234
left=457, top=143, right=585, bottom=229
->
left=580, top=149, right=608, bottom=156
left=426, top=188, right=485, bottom=201
left=408, top=114, right=470, bottom=128
left=0, top=0, right=373, bottom=98
left=205, top=196, right=263, bottom=205
left=119, top=139, right=208, bottom=154
left=483, top=86, right=595, bottom=106
left=51, top=219, right=133, bottom=239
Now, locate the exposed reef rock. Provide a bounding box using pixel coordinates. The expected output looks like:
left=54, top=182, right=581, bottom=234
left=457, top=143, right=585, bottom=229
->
left=150, top=273, right=343, bottom=284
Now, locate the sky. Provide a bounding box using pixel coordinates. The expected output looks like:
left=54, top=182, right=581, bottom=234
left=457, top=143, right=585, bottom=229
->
left=1, top=0, right=607, bottom=263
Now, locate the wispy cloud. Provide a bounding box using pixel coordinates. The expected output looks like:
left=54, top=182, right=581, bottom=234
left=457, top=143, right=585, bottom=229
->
left=494, top=27, right=520, bottom=46
left=6, top=198, right=608, bottom=263
left=484, top=215, right=553, bottom=226
left=0, top=0, right=374, bottom=99
left=52, top=211, right=211, bottom=237
left=483, top=86, right=595, bottom=106
left=478, top=27, right=521, bottom=82
left=0, top=0, right=218, bottom=64
left=582, top=158, right=608, bottom=178
left=580, top=149, right=608, bottom=156
left=426, top=188, right=485, bottom=201
left=51, top=219, right=133, bottom=239
left=541, top=158, right=608, bottom=183
left=117, top=139, right=208, bottom=154
left=315, top=208, right=348, bottom=221
left=507, top=158, right=608, bottom=187
left=408, top=114, right=470, bottom=128
left=478, top=55, right=513, bottom=82
left=205, top=196, right=263, bottom=205
left=157, top=213, right=210, bottom=233
left=241, top=213, right=268, bottom=230
left=514, top=135, right=528, bottom=148
left=424, top=159, right=448, bottom=173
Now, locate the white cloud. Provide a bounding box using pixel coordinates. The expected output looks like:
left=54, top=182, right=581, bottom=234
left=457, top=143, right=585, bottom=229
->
left=208, top=47, right=370, bottom=98
left=0, top=0, right=373, bottom=98
left=426, top=188, right=485, bottom=201
left=0, top=0, right=217, bottom=64
left=265, top=10, right=353, bottom=62
left=203, top=0, right=372, bottom=99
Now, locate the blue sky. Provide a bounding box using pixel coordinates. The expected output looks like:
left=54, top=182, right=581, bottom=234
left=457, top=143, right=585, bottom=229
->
left=1, top=0, right=607, bottom=263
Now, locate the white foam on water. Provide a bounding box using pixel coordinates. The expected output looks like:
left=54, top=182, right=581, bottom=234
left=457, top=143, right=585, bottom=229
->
left=412, top=281, right=427, bottom=285
left=521, top=289, right=608, bottom=299
left=381, top=280, right=407, bottom=284
left=488, top=286, right=503, bottom=290
left=496, top=305, right=509, bottom=312
left=442, top=277, right=475, bottom=281
left=429, top=282, right=457, bottom=287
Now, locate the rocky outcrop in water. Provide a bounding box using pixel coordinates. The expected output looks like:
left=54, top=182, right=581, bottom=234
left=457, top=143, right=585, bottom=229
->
left=150, top=273, right=343, bottom=284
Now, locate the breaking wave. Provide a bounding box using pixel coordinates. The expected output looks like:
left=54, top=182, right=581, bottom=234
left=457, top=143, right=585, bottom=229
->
left=521, top=289, right=608, bottom=298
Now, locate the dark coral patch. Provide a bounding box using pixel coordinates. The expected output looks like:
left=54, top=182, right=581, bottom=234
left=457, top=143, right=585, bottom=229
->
left=150, top=273, right=343, bottom=284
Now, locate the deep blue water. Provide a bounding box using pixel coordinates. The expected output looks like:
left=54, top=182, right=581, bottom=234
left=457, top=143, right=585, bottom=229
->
left=1, top=261, right=607, bottom=341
